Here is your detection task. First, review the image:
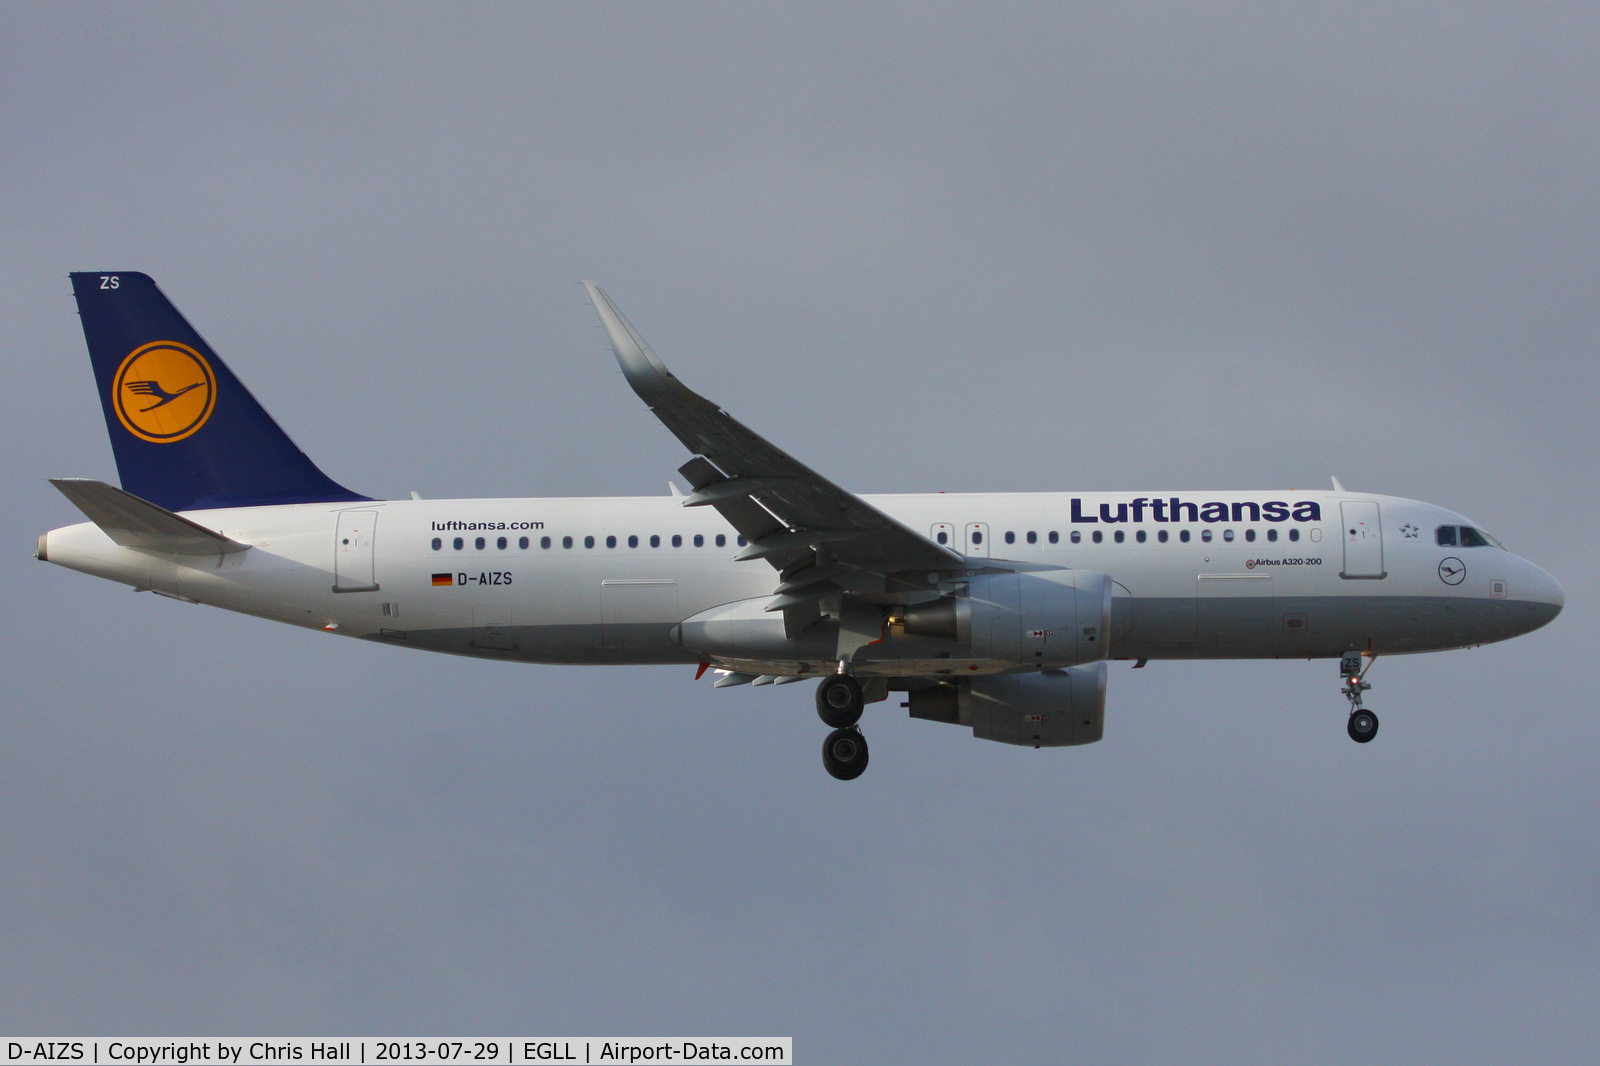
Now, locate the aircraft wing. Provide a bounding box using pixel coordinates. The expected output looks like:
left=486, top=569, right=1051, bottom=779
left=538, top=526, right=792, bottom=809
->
left=583, top=284, right=963, bottom=597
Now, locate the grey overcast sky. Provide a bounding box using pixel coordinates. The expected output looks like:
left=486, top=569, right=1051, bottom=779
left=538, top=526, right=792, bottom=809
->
left=2, top=3, right=1596, bottom=1061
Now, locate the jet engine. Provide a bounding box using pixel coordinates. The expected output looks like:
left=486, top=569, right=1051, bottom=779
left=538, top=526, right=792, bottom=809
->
left=901, top=569, right=1113, bottom=668
left=906, top=664, right=1108, bottom=747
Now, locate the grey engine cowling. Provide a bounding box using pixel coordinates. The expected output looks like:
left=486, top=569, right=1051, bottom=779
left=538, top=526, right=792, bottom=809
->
left=902, top=569, right=1113, bottom=668
left=906, top=664, right=1109, bottom=747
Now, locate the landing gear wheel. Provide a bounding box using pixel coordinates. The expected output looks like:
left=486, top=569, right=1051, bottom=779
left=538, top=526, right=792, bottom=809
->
left=1347, top=709, right=1379, bottom=743
left=822, top=728, right=870, bottom=780
left=816, top=675, right=865, bottom=728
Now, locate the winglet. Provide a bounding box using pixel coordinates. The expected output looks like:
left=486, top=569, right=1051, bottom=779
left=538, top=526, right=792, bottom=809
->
left=50, top=478, right=251, bottom=555
left=582, top=283, right=704, bottom=409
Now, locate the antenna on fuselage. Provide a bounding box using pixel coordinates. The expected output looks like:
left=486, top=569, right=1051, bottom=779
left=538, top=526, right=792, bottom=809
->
left=1330, top=476, right=1346, bottom=492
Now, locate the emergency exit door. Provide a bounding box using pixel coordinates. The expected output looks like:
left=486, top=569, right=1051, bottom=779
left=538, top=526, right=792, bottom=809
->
left=964, top=522, right=990, bottom=557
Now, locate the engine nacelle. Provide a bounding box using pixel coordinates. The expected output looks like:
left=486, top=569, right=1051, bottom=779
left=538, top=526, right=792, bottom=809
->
left=902, top=569, right=1113, bottom=667
left=907, top=664, right=1108, bottom=747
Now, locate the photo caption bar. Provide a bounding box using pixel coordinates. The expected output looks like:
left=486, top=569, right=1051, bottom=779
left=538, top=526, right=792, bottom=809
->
left=1, top=1041, right=791, bottom=1066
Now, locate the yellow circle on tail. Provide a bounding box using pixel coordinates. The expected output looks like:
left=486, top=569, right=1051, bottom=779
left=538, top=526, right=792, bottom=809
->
left=111, top=341, right=217, bottom=443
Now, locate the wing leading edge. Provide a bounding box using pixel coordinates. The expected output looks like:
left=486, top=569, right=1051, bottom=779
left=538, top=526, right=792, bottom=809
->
left=582, top=284, right=963, bottom=637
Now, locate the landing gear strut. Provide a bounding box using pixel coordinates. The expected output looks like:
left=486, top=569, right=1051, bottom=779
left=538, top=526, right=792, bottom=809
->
left=1341, top=651, right=1379, bottom=743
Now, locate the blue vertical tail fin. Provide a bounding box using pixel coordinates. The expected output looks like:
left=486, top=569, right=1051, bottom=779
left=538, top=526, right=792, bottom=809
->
left=69, top=272, right=368, bottom=512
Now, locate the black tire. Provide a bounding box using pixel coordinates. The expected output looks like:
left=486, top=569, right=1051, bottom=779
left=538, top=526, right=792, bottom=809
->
left=822, top=727, right=870, bottom=781
left=1347, top=709, right=1379, bottom=743
left=815, top=675, right=865, bottom=728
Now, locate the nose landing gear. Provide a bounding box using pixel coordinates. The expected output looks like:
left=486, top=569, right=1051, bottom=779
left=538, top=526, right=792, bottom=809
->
left=1341, top=651, right=1379, bottom=743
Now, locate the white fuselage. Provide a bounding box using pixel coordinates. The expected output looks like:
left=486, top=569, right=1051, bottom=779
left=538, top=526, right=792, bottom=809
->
left=40, top=489, right=1564, bottom=673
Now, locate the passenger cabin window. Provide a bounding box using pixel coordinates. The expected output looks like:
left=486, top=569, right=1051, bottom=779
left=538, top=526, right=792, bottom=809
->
left=1070, top=531, right=1081, bottom=543
left=562, top=536, right=573, bottom=549
left=716, top=534, right=727, bottom=547
left=1004, top=531, right=1015, bottom=545
left=1437, top=525, right=1457, bottom=546
left=936, top=531, right=948, bottom=545
left=1245, top=529, right=1256, bottom=542
left=519, top=536, right=529, bottom=549
left=431, top=538, right=442, bottom=550
left=628, top=534, right=639, bottom=548
left=475, top=537, right=486, bottom=550
left=971, top=531, right=983, bottom=545
left=497, top=536, right=507, bottom=550
left=694, top=534, right=704, bottom=547
left=1136, top=530, right=1146, bottom=543
left=541, top=536, right=552, bottom=549
left=650, top=534, right=660, bottom=548
left=1027, top=531, right=1037, bottom=544
left=1158, top=530, right=1168, bottom=543
left=1289, top=529, right=1300, bottom=542
left=1092, top=531, right=1103, bottom=544
left=584, top=536, right=595, bottom=549
left=1266, top=529, right=1277, bottom=542
left=1201, top=530, right=1213, bottom=543
left=1114, top=530, right=1125, bottom=543
left=606, top=535, right=617, bottom=548
left=672, top=534, right=683, bottom=547
left=1049, top=531, right=1059, bottom=544
left=1180, top=530, right=1191, bottom=543
left=737, top=536, right=746, bottom=547
left=1223, top=530, right=1234, bottom=542
left=453, top=537, right=464, bottom=550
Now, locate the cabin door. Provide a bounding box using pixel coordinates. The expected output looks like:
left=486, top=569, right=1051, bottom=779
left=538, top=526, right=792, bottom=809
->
left=1340, top=501, right=1385, bottom=579
left=334, top=510, right=379, bottom=592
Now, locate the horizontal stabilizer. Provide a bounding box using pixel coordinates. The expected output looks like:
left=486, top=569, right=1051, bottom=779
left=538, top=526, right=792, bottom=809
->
left=50, top=478, right=251, bottom=555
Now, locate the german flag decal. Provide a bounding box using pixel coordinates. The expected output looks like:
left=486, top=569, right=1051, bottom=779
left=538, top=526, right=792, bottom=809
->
left=431, top=573, right=453, bottom=587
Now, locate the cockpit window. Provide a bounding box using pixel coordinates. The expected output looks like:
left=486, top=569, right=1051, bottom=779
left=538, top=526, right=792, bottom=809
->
left=1439, top=524, right=1502, bottom=549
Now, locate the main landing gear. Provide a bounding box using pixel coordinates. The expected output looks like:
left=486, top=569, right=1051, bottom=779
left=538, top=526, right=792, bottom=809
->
left=816, top=674, right=864, bottom=728
left=822, top=727, right=869, bottom=780
left=816, top=671, right=869, bottom=780
left=1341, top=651, right=1379, bottom=743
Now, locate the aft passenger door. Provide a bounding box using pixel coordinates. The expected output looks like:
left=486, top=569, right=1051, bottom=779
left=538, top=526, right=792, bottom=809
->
left=333, top=509, right=379, bottom=592
left=1339, top=501, right=1385, bottom=579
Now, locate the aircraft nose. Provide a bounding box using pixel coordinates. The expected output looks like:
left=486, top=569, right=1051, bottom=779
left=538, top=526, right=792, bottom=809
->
left=1519, top=559, right=1563, bottom=630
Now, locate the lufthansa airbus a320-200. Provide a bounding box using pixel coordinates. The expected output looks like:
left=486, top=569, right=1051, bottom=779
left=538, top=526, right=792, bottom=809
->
left=39, top=273, right=1563, bottom=779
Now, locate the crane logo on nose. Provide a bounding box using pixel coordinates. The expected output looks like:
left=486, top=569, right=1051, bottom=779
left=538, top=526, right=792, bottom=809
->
left=112, top=341, right=216, bottom=443
left=1438, top=557, right=1466, bottom=585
